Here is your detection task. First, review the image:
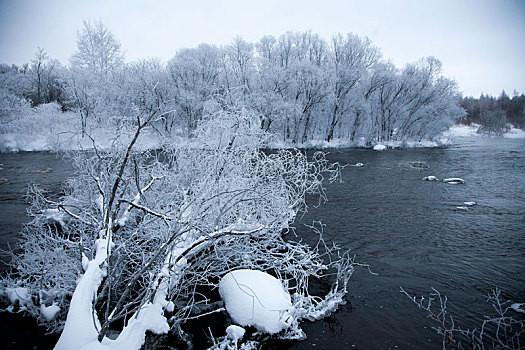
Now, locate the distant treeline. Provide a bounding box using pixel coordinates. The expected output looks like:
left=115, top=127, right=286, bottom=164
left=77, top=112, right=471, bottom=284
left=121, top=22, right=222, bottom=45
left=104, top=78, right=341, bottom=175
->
left=1, top=21, right=467, bottom=145
left=460, top=92, right=525, bottom=134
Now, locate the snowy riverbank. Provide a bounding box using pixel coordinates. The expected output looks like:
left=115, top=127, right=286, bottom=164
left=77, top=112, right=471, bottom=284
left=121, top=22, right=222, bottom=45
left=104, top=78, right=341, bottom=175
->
left=1, top=106, right=523, bottom=153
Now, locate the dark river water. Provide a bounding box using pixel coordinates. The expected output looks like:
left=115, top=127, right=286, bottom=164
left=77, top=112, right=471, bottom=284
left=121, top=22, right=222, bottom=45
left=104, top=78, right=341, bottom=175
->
left=0, top=136, right=524, bottom=349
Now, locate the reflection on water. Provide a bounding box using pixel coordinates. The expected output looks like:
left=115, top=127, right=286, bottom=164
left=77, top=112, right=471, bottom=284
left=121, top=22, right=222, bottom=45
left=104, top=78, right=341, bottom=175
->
left=0, top=136, right=524, bottom=349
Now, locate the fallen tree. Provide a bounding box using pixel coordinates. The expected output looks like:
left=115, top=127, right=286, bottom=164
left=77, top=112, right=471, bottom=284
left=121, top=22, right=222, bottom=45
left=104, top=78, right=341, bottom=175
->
left=1, top=102, right=354, bottom=349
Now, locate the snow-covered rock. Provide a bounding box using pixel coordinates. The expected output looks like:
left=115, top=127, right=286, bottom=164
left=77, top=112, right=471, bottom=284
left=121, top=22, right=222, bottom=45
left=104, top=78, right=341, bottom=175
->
left=373, top=144, right=387, bottom=151
left=219, top=269, right=293, bottom=334
left=443, top=178, right=465, bottom=184
left=423, top=176, right=439, bottom=181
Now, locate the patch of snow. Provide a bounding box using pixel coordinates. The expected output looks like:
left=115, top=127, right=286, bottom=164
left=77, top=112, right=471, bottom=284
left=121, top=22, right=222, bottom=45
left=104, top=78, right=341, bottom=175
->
left=373, top=144, right=387, bottom=151
left=5, top=287, right=31, bottom=307
left=423, top=176, right=439, bottom=181
left=443, top=178, right=465, bottom=184
left=511, top=303, right=525, bottom=313
left=219, top=269, right=293, bottom=334
left=445, top=124, right=480, bottom=138
left=504, top=127, right=525, bottom=139
left=226, top=325, right=246, bottom=343
left=43, top=208, right=67, bottom=226
left=54, top=238, right=111, bottom=350
left=99, top=302, right=169, bottom=349
left=292, top=289, right=347, bottom=322
left=81, top=253, right=89, bottom=271
left=40, top=302, right=60, bottom=321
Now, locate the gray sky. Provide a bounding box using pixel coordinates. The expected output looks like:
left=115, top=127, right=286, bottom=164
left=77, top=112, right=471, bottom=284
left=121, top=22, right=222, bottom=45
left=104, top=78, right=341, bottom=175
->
left=1, top=0, right=524, bottom=97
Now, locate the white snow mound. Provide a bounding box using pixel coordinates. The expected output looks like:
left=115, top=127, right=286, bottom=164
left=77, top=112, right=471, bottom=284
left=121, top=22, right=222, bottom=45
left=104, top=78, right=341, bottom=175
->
left=219, top=269, right=293, bottom=334
left=373, top=144, right=387, bottom=151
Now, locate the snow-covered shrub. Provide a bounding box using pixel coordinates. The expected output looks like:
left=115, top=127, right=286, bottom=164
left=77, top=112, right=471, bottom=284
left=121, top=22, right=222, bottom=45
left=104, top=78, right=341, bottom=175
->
left=0, top=88, right=32, bottom=123
left=2, top=105, right=353, bottom=349
left=0, top=101, right=82, bottom=152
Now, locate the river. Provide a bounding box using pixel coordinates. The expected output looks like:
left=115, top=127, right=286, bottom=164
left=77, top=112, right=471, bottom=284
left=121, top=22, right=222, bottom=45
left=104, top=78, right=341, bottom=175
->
left=0, top=136, right=524, bottom=349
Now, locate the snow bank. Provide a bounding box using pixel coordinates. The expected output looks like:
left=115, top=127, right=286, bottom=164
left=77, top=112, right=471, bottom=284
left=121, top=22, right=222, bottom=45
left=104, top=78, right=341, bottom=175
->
left=0, top=127, right=164, bottom=153
left=0, top=103, right=165, bottom=153
left=504, top=126, right=525, bottom=139
left=443, top=124, right=525, bottom=140
left=445, top=124, right=480, bottom=138
left=267, top=137, right=442, bottom=150
left=219, top=269, right=293, bottom=334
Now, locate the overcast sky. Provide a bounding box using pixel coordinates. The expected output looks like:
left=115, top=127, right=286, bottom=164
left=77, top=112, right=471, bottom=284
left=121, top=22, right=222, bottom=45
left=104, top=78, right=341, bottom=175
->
left=0, top=0, right=524, bottom=97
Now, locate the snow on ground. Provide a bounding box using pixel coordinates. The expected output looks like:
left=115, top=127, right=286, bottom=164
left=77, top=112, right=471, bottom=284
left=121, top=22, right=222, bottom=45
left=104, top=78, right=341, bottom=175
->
left=268, top=137, right=442, bottom=149
left=219, top=269, right=293, bottom=334
left=442, top=124, right=525, bottom=140
left=504, top=126, right=525, bottom=139
left=444, top=124, right=481, bottom=138
left=0, top=127, right=164, bottom=153
left=1, top=104, right=523, bottom=153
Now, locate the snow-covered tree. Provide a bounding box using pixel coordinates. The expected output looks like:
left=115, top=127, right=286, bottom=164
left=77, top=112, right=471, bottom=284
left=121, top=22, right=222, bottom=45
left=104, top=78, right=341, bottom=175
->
left=167, top=44, right=222, bottom=134
left=2, top=103, right=353, bottom=349
left=70, top=20, right=124, bottom=78
left=325, top=34, right=380, bottom=142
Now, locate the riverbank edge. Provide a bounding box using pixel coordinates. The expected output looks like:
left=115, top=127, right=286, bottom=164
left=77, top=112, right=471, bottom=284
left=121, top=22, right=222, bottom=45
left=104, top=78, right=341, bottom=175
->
left=1, top=124, right=523, bottom=154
